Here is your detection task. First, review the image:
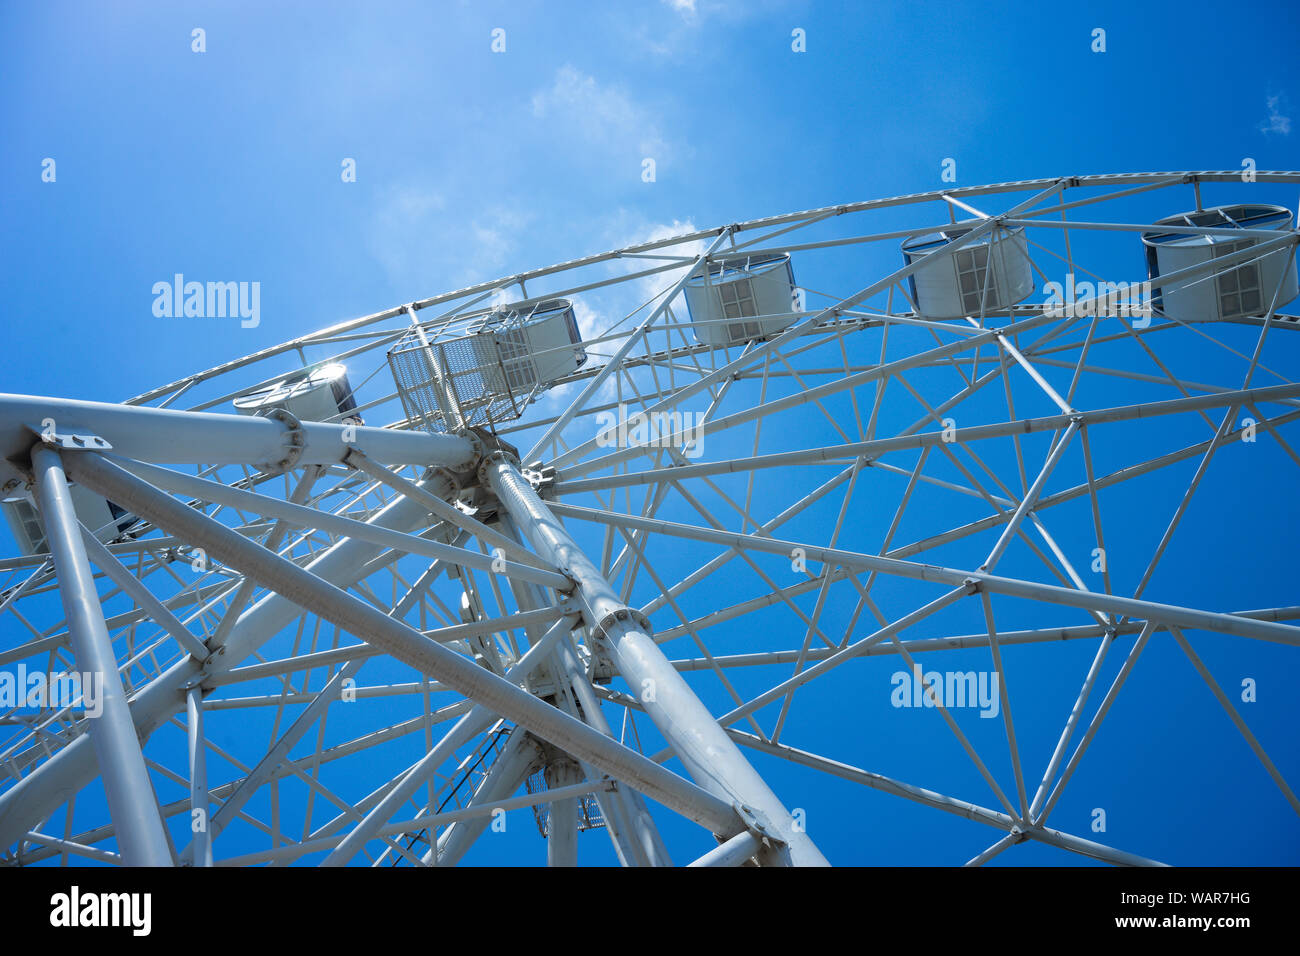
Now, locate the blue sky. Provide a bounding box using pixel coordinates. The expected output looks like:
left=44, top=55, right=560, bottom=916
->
left=3, top=0, right=1300, bottom=866
left=5, top=0, right=1299, bottom=402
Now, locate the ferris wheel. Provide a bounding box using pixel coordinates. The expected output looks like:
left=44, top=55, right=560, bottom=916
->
left=2, top=170, right=1298, bottom=867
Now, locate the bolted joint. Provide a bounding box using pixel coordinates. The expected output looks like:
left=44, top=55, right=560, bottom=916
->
left=252, top=407, right=305, bottom=475
left=733, top=802, right=788, bottom=850
left=420, top=464, right=462, bottom=500
left=477, top=448, right=521, bottom=487
left=522, top=461, right=557, bottom=497
left=31, top=431, right=113, bottom=453
left=459, top=427, right=521, bottom=487
left=589, top=606, right=653, bottom=645
left=458, top=427, right=489, bottom=465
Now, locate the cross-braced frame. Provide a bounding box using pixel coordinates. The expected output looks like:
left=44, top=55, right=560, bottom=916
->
left=2, top=171, right=1298, bottom=867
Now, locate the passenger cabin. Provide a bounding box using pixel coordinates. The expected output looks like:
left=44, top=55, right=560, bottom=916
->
left=1141, top=204, right=1298, bottom=323
left=684, top=253, right=799, bottom=346
left=901, top=227, right=1034, bottom=319
left=2, top=486, right=137, bottom=557
left=233, top=364, right=361, bottom=422
left=465, top=298, right=587, bottom=392
left=388, top=298, right=586, bottom=432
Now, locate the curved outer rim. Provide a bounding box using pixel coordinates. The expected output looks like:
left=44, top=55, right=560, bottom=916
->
left=127, top=170, right=1300, bottom=407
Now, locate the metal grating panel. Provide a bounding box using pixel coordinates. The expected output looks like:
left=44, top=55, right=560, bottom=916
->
left=524, top=769, right=607, bottom=837
left=388, top=323, right=533, bottom=433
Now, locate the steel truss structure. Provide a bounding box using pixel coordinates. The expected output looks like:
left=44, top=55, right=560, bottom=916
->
left=1, top=171, right=1299, bottom=867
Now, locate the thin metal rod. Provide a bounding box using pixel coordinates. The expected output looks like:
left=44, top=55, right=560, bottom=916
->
left=553, top=381, right=1300, bottom=494
left=727, top=731, right=1168, bottom=866
left=981, top=421, right=1079, bottom=572
left=21, top=830, right=122, bottom=865
left=321, top=612, right=579, bottom=866
left=78, top=527, right=211, bottom=660
left=1169, top=627, right=1300, bottom=816
left=185, top=686, right=212, bottom=867
left=118, top=457, right=570, bottom=590
left=61, top=450, right=744, bottom=839
left=0, top=467, right=458, bottom=851
left=965, top=832, right=1020, bottom=867
left=546, top=501, right=1300, bottom=646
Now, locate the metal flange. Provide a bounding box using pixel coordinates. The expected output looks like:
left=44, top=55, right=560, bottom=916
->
left=253, top=407, right=305, bottom=475
left=37, top=431, right=113, bottom=452
left=589, top=606, right=654, bottom=644
left=476, top=448, right=521, bottom=487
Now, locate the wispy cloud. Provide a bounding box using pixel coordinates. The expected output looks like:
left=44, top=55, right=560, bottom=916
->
left=530, top=65, right=669, bottom=162
left=534, top=216, right=708, bottom=420
left=1261, top=94, right=1292, bottom=135
left=614, top=217, right=706, bottom=310
left=365, top=187, right=534, bottom=293
left=660, top=0, right=698, bottom=20
left=638, top=0, right=794, bottom=54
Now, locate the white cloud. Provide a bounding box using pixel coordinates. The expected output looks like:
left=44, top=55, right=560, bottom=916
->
left=572, top=297, right=603, bottom=340
left=530, top=65, right=669, bottom=162
left=661, top=0, right=698, bottom=18
left=365, top=187, right=533, bottom=292
left=624, top=218, right=706, bottom=311
left=529, top=217, right=709, bottom=420
left=1261, top=94, right=1292, bottom=136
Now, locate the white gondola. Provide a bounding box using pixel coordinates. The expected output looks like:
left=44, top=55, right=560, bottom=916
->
left=233, top=363, right=361, bottom=422
left=2, top=486, right=136, bottom=557
left=901, top=226, right=1034, bottom=319
left=684, top=253, right=798, bottom=346
left=464, top=298, right=587, bottom=391
left=1141, top=204, right=1298, bottom=323
left=389, top=298, right=586, bottom=432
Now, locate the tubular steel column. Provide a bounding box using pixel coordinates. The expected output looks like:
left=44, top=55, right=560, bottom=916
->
left=495, top=510, right=673, bottom=866
left=484, top=456, right=829, bottom=866
left=29, top=444, right=173, bottom=867
left=545, top=757, right=581, bottom=867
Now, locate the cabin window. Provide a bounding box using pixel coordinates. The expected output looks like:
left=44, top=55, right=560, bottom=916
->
left=954, top=245, right=1000, bottom=315
left=1214, top=240, right=1262, bottom=317
left=717, top=277, right=758, bottom=320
